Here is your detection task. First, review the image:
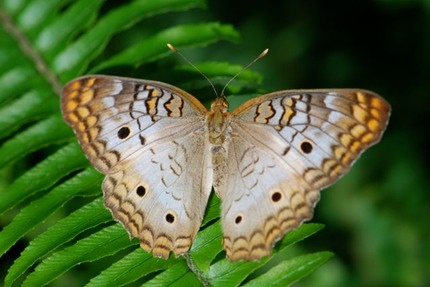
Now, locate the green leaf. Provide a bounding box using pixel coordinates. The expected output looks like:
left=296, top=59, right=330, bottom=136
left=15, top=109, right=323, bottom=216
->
left=86, top=248, right=175, bottom=287
left=16, top=0, right=66, bottom=34
left=278, top=223, right=325, bottom=248
left=144, top=260, right=202, bottom=287
left=0, top=42, right=28, bottom=76
left=202, top=194, right=221, bottom=225
left=4, top=197, right=111, bottom=287
left=22, top=224, right=136, bottom=287
left=87, top=218, right=223, bottom=287
left=0, top=90, right=58, bottom=139
left=190, top=221, right=223, bottom=271
left=0, top=0, right=28, bottom=15
left=0, top=142, right=89, bottom=215
left=0, top=115, right=74, bottom=167
left=35, top=0, right=105, bottom=58
left=53, top=0, right=206, bottom=80
left=244, top=252, right=334, bottom=287
left=0, top=66, right=44, bottom=105
left=92, top=22, right=240, bottom=72
left=177, top=61, right=263, bottom=83
left=169, top=61, right=265, bottom=102
left=207, top=224, right=324, bottom=287
left=0, top=168, right=102, bottom=257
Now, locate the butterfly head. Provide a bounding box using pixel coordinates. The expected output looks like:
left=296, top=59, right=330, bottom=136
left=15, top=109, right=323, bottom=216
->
left=210, top=97, right=229, bottom=113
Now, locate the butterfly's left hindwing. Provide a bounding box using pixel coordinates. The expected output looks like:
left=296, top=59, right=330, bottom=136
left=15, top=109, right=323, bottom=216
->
left=61, top=75, right=212, bottom=258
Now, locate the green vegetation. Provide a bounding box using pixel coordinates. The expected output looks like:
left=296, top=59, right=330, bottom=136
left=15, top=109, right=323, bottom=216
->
left=1, top=1, right=428, bottom=286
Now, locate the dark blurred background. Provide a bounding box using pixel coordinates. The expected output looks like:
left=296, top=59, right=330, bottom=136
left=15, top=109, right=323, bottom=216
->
left=197, top=1, right=428, bottom=286
left=2, top=0, right=428, bottom=286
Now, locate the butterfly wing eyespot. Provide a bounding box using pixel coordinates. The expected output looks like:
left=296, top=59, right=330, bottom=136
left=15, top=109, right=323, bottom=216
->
left=61, top=75, right=212, bottom=258
left=217, top=89, right=390, bottom=261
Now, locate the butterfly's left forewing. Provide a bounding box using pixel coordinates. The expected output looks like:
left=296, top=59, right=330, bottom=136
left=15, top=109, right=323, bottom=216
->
left=62, top=76, right=208, bottom=173
left=62, top=75, right=212, bottom=258
left=219, top=89, right=390, bottom=260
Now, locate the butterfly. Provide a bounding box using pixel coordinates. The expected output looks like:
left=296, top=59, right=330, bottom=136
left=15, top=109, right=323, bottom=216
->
left=61, top=71, right=390, bottom=261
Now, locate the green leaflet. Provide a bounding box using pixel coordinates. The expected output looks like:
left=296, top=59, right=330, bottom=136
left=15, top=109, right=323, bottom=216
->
left=35, top=0, right=106, bottom=59
left=0, top=168, right=102, bottom=256
left=52, top=0, right=208, bottom=81
left=91, top=22, right=239, bottom=72
left=4, top=197, right=110, bottom=287
left=22, top=224, right=136, bottom=287
left=14, top=0, right=67, bottom=35
left=144, top=260, right=202, bottom=287
left=244, top=251, right=334, bottom=287
left=86, top=248, right=176, bottom=287
left=206, top=224, right=324, bottom=287
left=0, top=142, right=89, bottom=216
left=0, top=115, right=74, bottom=167
left=0, top=90, right=58, bottom=139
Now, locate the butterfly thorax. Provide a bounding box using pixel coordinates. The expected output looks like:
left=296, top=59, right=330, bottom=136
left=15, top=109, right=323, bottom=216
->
left=208, top=98, right=231, bottom=145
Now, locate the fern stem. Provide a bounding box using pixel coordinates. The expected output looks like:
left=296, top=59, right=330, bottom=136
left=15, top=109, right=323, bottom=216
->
left=0, top=8, right=62, bottom=95
left=183, top=253, right=211, bottom=287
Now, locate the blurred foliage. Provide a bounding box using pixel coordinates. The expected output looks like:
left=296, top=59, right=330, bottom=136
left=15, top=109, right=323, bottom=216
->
left=204, top=0, right=430, bottom=286
left=1, top=0, right=429, bottom=286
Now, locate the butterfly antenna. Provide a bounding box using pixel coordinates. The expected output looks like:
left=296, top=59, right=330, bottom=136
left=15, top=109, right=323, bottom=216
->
left=167, top=43, right=219, bottom=98
left=219, top=48, right=269, bottom=99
